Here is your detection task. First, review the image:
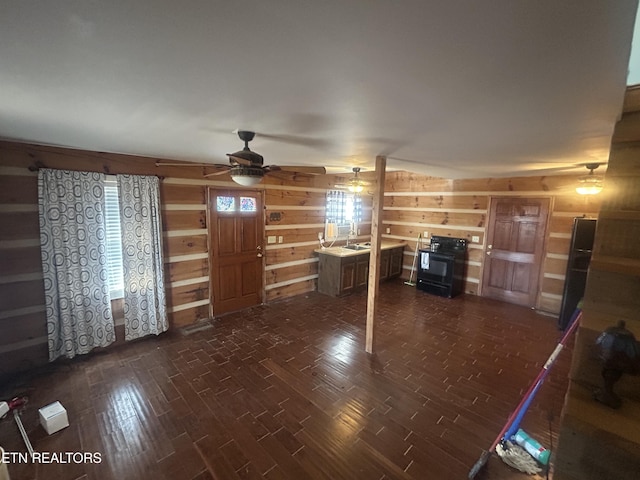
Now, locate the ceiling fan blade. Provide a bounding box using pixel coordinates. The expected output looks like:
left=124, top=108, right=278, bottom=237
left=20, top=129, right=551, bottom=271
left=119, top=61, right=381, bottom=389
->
left=227, top=154, right=254, bottom=166
left=267, top=165, right=326, bottom=175
left=155, top=162, right=215, bottom=167
left=203, top=169, right=231, bottom=177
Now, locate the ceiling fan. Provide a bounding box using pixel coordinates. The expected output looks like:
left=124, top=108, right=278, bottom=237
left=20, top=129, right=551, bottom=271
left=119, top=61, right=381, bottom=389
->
left=156, top=130, right=325, bottom=186
left=204, top=130, right=326, bottom=186
left=334, top=167, right=370, bottom=193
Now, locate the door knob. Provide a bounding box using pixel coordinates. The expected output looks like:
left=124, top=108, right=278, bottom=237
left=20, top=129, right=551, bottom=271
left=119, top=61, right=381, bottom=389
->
left=257, top=253, right=263, bottom=258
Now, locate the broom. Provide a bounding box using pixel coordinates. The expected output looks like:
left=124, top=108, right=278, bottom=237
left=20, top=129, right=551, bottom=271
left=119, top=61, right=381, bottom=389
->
left=468, top=308, right=582, bottom=479
left=404, top=234, right=421, bottom=286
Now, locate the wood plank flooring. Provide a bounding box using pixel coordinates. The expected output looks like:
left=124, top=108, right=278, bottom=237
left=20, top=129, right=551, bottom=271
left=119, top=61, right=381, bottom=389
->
left=0, top=281, right=573, bottom=479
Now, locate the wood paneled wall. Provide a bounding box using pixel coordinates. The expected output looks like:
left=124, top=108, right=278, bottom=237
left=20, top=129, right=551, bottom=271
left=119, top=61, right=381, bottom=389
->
left=382, top=171, right=602, bottom=313
left=0, top=138, right=612, bottom=383
left=554, top=86, right=640, bottom=479
left=0, top=141, right=337, bottom=378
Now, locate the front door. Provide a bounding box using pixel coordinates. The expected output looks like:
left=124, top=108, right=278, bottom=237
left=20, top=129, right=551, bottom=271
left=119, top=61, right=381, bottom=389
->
left=208, top=189, right=264, bottom=315
left=481, top=197, right=549, bottom=307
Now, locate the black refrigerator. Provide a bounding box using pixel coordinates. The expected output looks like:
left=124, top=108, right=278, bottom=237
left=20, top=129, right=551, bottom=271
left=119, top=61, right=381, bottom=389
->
left=558, top=218, right=597, bottom=330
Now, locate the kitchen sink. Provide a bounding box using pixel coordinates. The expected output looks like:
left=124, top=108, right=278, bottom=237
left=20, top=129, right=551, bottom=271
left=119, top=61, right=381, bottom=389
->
left=343, top=244, right=370, bottom=251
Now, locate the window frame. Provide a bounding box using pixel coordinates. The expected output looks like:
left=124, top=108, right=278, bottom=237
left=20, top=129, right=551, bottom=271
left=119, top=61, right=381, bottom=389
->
left=324, top=190, right=362, bottom=239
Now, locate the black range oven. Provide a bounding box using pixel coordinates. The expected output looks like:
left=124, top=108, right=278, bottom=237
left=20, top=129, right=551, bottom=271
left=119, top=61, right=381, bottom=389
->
left=416, top=236, right=467, bottom=298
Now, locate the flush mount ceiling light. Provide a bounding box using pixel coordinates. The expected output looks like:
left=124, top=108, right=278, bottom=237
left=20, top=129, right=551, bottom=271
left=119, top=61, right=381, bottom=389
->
left=576, top=163, right=604, bottom=195
left=348, top=167, right=365, bottom=193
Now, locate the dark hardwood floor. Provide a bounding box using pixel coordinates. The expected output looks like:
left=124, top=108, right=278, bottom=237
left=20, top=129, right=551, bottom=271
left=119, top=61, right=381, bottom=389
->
left=0, top=281, right=573, bottom=479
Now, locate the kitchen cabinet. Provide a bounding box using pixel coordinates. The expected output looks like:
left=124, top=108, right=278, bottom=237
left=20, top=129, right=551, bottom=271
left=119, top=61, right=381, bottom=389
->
left=316, top=244, right=405, bottom=297
left=355, top=256, right=369, bottom=288
left=390, top=248, right=403, bottom=277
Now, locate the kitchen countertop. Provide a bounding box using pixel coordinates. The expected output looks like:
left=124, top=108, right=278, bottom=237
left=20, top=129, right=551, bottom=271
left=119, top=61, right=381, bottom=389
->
left=314, top=241, right=406, bottom=258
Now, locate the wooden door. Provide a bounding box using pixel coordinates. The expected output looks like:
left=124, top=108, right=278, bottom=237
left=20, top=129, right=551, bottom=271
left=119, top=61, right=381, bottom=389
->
left=208, top=189, right=264, bottom=315
left=481, top=197, right=549, bottom=307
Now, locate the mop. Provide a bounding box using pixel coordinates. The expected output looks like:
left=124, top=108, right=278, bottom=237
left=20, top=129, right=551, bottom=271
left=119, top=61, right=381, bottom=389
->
left=468, top=308, right=582, bottom=478
left=1, top=396, right=34, bottom=458
left=404, top=234, right=421, bottom=286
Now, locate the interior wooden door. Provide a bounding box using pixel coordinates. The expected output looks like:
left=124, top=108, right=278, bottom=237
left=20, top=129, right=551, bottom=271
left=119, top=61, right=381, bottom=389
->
left=208, top=188, right=264, bottom=315
left=481, top=197, right=549, bottom=307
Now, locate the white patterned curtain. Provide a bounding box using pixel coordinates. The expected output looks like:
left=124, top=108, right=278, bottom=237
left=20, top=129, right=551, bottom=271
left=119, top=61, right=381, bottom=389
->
left=117, top=174, right=168, bottom=340
left=38, top=169, right=115, bottom=361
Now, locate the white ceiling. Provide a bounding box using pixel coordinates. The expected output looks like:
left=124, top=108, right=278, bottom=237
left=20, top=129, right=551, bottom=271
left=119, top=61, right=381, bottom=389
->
left=1, top=1, right=637, bottom=178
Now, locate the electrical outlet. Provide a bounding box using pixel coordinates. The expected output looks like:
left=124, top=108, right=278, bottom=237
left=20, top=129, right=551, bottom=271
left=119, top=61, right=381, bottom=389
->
left=472, top=236, right=480, bottom=243
left=423, top=231, right=429, bottom=238
left=278, top=236, right=283, bottom=243
left=386, top=227, right=391, bottom=234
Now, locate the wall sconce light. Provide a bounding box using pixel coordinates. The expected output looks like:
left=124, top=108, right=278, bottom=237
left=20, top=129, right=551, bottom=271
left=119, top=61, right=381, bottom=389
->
left=576, top=163, right=604, bottom=195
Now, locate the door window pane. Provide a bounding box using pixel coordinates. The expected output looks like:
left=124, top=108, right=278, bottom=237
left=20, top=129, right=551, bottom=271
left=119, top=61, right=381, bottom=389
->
left=240, top=197, right=257, bottom=212
left=217, top=196, right=235, bottom=212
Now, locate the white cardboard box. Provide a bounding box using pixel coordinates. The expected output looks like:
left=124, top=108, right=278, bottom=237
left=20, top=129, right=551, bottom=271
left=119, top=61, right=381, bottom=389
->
left=39, top=401, right=69, bottom=435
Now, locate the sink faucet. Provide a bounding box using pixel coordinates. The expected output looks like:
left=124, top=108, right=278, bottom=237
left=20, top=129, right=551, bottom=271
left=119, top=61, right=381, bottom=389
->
left=346, top=221, right=356, bottom=246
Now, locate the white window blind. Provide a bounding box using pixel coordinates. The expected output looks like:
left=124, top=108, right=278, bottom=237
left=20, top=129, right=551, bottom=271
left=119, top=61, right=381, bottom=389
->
left=104, top=178, right=124, bottom=299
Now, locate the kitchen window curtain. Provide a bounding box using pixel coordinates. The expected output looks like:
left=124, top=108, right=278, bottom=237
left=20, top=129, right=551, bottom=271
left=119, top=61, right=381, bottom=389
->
left=117, top=174, right=168, bottom=340
left=38, top=169, right=115, bottom=361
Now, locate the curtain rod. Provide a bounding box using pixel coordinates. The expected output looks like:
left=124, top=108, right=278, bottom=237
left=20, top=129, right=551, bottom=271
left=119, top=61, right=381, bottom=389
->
left=27, top=163, right=164, bottom=180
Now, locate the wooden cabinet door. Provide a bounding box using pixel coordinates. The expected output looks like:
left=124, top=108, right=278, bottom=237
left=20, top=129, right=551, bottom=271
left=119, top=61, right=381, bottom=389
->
left=356, top=258, right=369, bottom=288
left=379, top=250, right=390, bottom=280
left=481, top=197, right=549, bottom=307
left=389, top=248, right=403, bottom=277
left=340, top=261, right=356, bottom=294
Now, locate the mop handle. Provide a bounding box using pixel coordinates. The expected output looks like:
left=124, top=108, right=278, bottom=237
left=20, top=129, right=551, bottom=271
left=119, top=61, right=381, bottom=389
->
left=406, top=234, right=421, bottom=283
left=14, top=410, right=35, bottom=457
left=488, top=309, right=582, bottom=452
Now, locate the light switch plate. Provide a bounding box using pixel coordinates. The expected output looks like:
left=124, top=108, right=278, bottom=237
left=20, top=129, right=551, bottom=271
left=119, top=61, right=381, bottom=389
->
left=278, top=236, right=283, bottom=243
left=386, top=227, right=391, bottom=234
left=267, top=235, right=277, bottom=244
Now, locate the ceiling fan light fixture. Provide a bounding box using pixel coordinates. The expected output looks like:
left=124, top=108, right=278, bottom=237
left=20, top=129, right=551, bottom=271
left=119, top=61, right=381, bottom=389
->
left=229, top=165, right=264, bottom=186
left=576, top=163, right=604, bottom=195
left=348, top=167, right=365, bottom=193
